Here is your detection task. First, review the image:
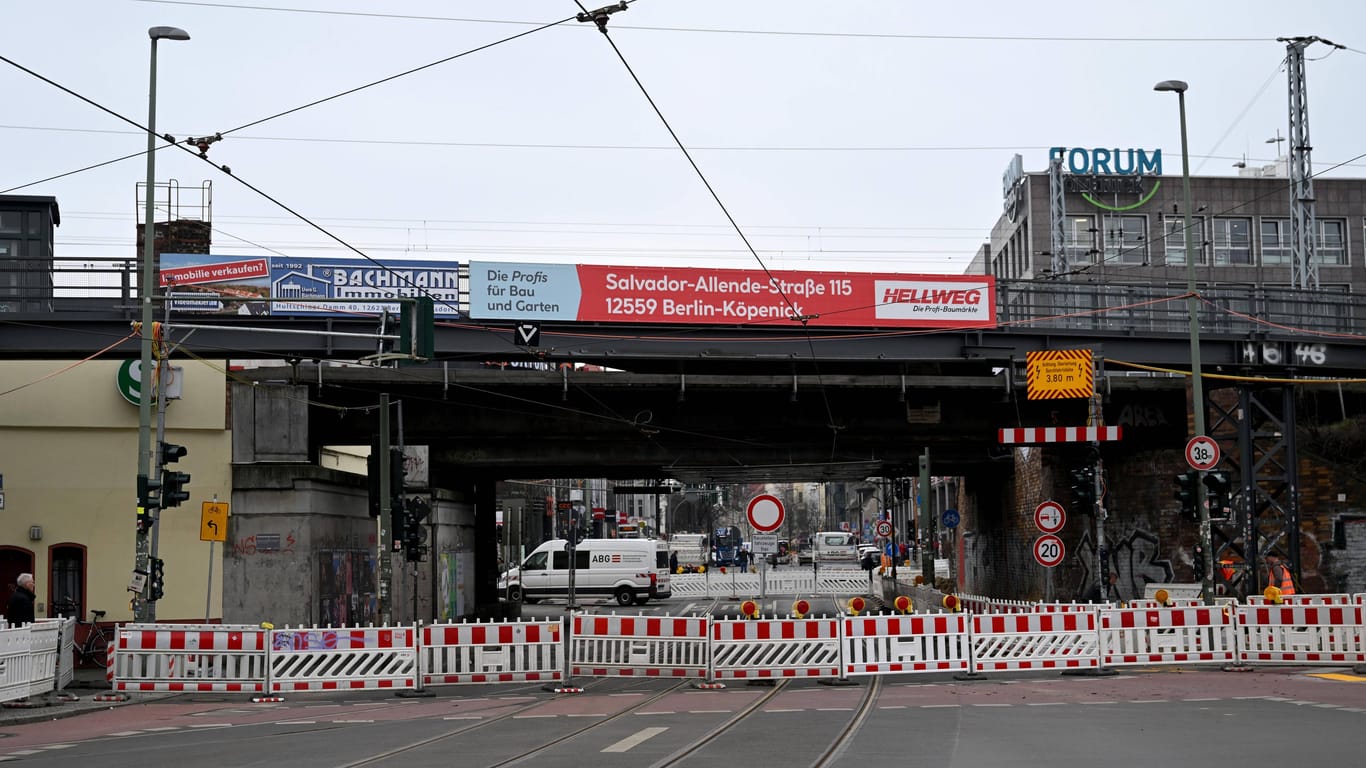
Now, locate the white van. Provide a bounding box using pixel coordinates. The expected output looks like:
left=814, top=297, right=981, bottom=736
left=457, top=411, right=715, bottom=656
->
left=813, top=531, right=858, bottom=563
left=498, top=538, right=671, bottom=606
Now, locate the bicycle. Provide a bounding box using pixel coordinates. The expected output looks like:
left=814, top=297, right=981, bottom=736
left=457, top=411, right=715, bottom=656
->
left=53, top=600, right=109, bottom=668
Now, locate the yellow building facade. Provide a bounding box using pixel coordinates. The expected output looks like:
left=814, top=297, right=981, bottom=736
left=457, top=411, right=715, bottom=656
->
left=0, top=359, right=230, bottom=624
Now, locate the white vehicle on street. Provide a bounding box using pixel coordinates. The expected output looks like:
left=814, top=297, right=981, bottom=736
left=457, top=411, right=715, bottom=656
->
left=498, top=538, right=671, bottom=606
left=813, top=531, right=858, bottom=563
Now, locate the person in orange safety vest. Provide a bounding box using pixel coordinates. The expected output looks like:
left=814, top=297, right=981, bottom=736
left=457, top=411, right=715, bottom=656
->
left=1265, top=554, right=1296, bottom=595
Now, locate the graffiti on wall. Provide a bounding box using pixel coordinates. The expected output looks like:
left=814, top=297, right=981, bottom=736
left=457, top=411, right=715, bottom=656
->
left=318, top=549, right=378, bottom=627
left=1073, top=527, right=1174, bottom=602
left=234, top=533, right=297, bottom=557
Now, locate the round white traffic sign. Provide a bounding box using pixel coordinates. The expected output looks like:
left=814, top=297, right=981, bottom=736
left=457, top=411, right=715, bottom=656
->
left=746, top=494, right=785, bottom=533
left=1185, top=435, right=1220, bottom=471
left=875, top=519, right=894, bottom=538
left=1033, top=500, right=1066, bottom=534
left=1033, top=534, right=1065, bottom=568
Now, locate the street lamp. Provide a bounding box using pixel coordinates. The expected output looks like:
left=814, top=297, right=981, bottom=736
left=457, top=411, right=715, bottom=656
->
left=136, top=25, right=189, bottom=622
left=1154, top=79, right=1213, bottom=604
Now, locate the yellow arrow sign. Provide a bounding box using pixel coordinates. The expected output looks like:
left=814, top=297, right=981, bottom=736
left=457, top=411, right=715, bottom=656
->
left=201, top=501, right=229, bottom=542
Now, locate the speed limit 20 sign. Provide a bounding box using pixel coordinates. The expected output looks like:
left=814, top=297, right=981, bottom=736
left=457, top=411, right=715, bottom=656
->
left=1185, top=435, right=1220, bottom=471
left=1033, top=534, right=1065, bottom=568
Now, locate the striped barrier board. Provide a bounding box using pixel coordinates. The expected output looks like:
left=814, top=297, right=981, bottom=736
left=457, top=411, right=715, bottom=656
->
left=1099, top=606, right=1237, bottom=666
left=571, top=615, right=709, bottom=678
left=1033, top=603, right=1105, bottom=613
left=1236, top=604, right=1365, bottom=664
left=998, top=426, right=1121, bottom=444
left=114, top=625, right=268, bottom=693
left=270, top=627, right=417, bottom=692
left=971, top=612, right=1099, bottom=672
left=1246, top=594, right=1353, bottom=605
left=711, top=617, right=840, bottom=680
left=423, top=620, right=563, bottom=685
left=842, top=613, right=970, bottom=675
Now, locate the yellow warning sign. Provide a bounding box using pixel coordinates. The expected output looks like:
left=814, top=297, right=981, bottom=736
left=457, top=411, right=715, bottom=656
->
left=200, top=501, right=229, bottom=542
left=1026, top=349, right=1094, bottom=400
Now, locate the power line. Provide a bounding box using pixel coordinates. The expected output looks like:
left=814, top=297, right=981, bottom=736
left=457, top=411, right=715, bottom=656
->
left=133, top=1, right=1277, bottom=43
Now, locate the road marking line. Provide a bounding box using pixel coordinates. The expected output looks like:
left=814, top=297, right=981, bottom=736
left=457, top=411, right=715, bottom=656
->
left=188, top=724, right=232, bottom=729
left=568, top=713, right=606, bottom=718
left=817, top=708, right=852, bottom=711
left=1313, top=703, right=1342, bottom=709
left=636, top=711, right=674, bottom=715
left=1026, top=702, right=1066, bottom=706
left=609, top=693, right=644, bottom=697
left=6, top=752, right=40, bottom=757
left=143, top=727, right=179, bottom=732
left=973, top=704, right=1011, bottom=707
left=922, top=704, right=960, bottom=708
left=37, top=745, right=76, bottom=750
left=878, top=705, right=906, bottom=710
left=689, top=709, right=730, bottom=714
left=331, top=719, right=374, bottom=724
left=1182, top=698, right=1221, bottom=702
left=602, top=726, right=668, bottom=753
left=109, top=731, right=142, bottom=737
left=443, top=716, right=483, bottom=720
left=276, top=721, right=316, bottom=725
left=1131, top=700, right=1168, bottom=704
left=1310, top=673, right=1366, bottom=682
left=513, top=714, right=558, bottom=719
left=766, top=708, right=802, bottom=713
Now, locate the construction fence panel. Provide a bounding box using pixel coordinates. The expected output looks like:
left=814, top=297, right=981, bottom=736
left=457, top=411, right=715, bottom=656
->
left=56, top=617, right=75, bottom=690
left=971, top=611, right=1100, bottom=672
left=0, top=626, right=32, bottom=704
left=711, top=617, right=841, bottom=680
left=422, top=620, right=563, bottom=685
left=25, top=620, right=61, bottom=698
left=842, top=613, right=970, bottom=676
left=1099, top=606, right=1237, bottom=667
left=571, top=615, right=709, bottom=678
left=270, top=627, right=417, bottom=693
left=1246, top=594, right=1353, bottom=605
left=816, top=571, right=871, bottom=595
left=1236, top=604, right=1365, bottom=665
left=114, top=624, right=268, bottom=693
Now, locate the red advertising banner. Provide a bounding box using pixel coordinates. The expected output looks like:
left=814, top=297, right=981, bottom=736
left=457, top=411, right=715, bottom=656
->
left=573, top=266, right=993, bottom=328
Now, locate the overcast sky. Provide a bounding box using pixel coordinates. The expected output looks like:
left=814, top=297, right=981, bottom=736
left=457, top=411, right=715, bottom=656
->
left=4, top=0, right=1365, bottom=279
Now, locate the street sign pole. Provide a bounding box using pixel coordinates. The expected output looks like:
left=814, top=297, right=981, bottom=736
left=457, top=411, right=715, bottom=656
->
left=919, top=448, right=932, bottom=584
left=1090, top=351, right=1108, bottom=601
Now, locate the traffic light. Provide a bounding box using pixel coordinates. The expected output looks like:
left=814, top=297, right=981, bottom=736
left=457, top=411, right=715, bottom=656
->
left=158, top=442, right=190, bottom=508
left=404, top=496, right=430, bottom=562
left=149, top=557, right=165, bottom=602
left=391, top=498, right=408, bottom=554
left=1203, top=470, right=1231, bottom=516
left=1069, top=466, right=1095, bottom=514
left=1173, top=470, right=1198, bottom=519
left=137, top=473, right=161, bottom=516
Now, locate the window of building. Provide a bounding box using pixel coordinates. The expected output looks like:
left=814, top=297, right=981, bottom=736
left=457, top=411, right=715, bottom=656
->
left=49, top=544, right=86, bottom=617
left=1315, top=219, right=1347, bottom=265
left=1102, top=214, right=1148, bottom=264
left=1065, top=215, right=1096, bottom=265
left=1162, top=214, right=1206, bottom=266
left=0, top=212, right=22, bottom=235
left=1212, top=217, right=1253, bottom=265
left=1261, top=218, right=1291, bottom=265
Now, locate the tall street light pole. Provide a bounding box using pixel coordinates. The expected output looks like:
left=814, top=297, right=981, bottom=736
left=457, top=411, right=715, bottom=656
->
left=136, top=25, right=189, bottom=622
left=1155, top=79, right=1213, bottom=605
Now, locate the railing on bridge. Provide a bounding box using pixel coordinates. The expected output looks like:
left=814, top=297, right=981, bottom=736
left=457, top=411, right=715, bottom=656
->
left=6, top=260, right=1359, bottom=338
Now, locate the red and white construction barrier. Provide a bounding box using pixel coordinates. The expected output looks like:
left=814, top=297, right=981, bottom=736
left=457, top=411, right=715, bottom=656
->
left=1236, top=604, right=1365, bottom=665
left=571, top=615, right=709, bottom=678
left=114, top=625, right=267, bottom=693
left=710, top=617, right=841, bottom=680
left=842, top=614, right=969, bottom=676
left=970, top=612, right=1099, bottom=672
left=423, top=620, right=563, bottom=685
left=1100, top=606, right=1237, bottom=666
left=269, top=627, right=416, bottom=693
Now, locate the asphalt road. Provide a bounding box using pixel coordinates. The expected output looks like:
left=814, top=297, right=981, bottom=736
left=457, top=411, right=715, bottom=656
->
left=1, top=665, right=1362, bottom=767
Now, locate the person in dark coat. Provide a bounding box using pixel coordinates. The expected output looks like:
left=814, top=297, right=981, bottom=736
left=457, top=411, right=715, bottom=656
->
left=6, top=573, right=36, bottom=626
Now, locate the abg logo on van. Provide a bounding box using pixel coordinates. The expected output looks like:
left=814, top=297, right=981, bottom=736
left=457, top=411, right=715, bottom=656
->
left=591, top=553, right=623, bottom=564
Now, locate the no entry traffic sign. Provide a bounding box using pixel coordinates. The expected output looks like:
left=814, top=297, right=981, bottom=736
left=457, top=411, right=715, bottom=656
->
left=1033, top=534, right=1065, bottom=568
left=1185, top=435, right=1220, bottom=471
left=746, top=494, right=785, bottom=533
left=1033, top=500, right=1066, bottom=534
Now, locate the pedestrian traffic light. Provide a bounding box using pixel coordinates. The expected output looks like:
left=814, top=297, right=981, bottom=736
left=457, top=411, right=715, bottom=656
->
left=1173, top=470, right=1198, bottom=519
left=1069, top=466, right=1095, bottom=514
left=137, top=474, right=161, bottom=514
left=149, top=557, right=165, bottom=602
left=404, top=496, right=430, bottom=562
left=158, top=442, right=190, bottom=508
left=1203, top=470, right=1231, bottom=516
